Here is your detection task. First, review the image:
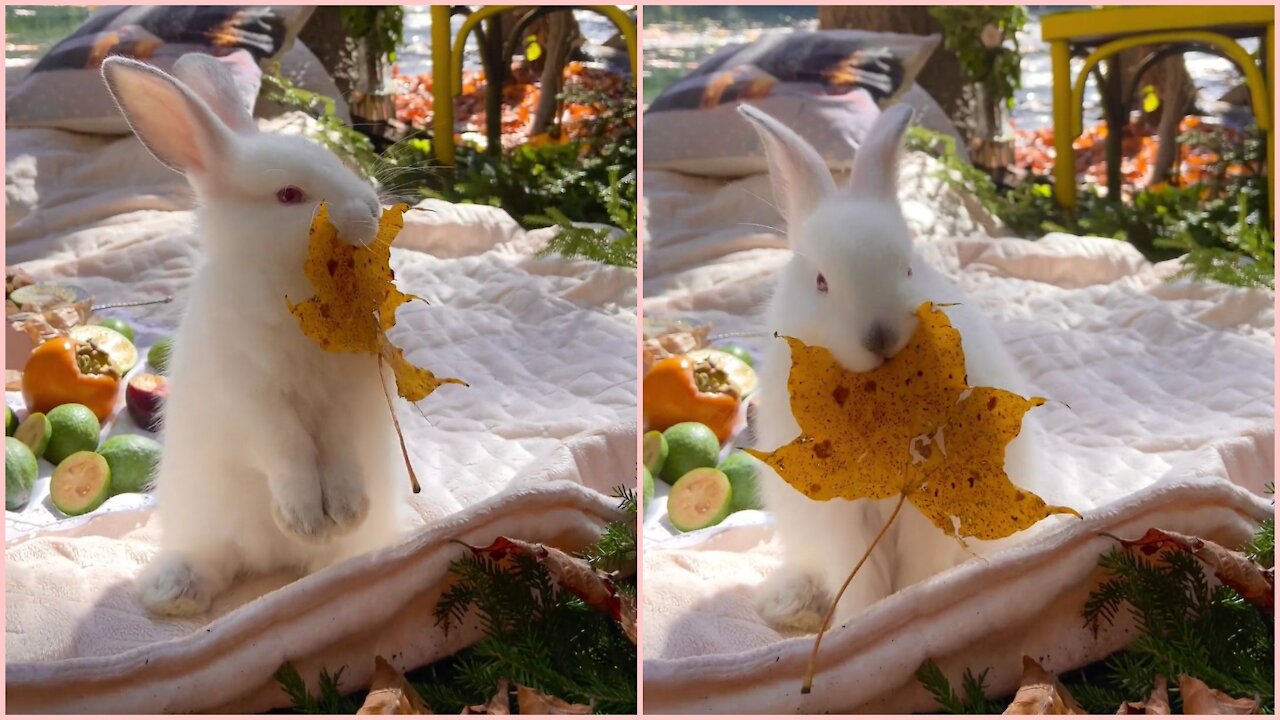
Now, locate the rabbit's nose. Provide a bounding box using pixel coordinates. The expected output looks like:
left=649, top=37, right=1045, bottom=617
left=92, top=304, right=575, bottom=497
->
left=862, top=322, right=898, bottom=358
left=335, top=199, right=380, bottom=246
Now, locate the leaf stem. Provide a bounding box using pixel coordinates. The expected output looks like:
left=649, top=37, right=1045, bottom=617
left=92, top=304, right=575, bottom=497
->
left=378, top=353, right=421, bottom=494
left=802, top=491, right=908, bottom=694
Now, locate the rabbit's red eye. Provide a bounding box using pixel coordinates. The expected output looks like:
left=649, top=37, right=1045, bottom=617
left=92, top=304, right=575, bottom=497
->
left=816, top=273, right=828, bottom=294
left=276, top=186, right=305, bottom=204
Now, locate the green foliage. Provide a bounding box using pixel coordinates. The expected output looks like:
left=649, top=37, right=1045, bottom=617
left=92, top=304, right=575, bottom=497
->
left=431, top=81, right=639, bottom=267
left=905, top=125, right=1275, bottom=289
left=928, top=6, right=1027, bottom=109
left=1155, top=184, right=1274, bottom=290
left=276, top=490, right=638, bottom=715
left=917, top=518, right=1274, bottom=714
left=915, top=659, right=1005, bottom=714
left=273, top=663, right=360, bottom=715
left=905, top=126, right=1003, bottom=216
left=445, top=139, right=634, bottom=233
left=1075, top=538, right=1274, bottom=713
left=260, top=69, right=383, bottom=176
left=339, top=6, right=404, bottom=64
left=432, top=488, right=638, bottom=714
left=1244, top=518, right=1274, bottom=568
left=529, top=181, right=637, bottom=268
left=579, top=485, right=639, bottom=573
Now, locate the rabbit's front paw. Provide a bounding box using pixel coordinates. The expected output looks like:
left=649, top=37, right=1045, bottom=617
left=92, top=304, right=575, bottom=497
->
left=317, top=450, right=370, bottom=532
left=320, top=473, right=369, bottom=532
left=756, top=565, right=830, bottom=633
left=271, top=490, right=340, bottom=543
left=137, top=551, right=221, bottom=616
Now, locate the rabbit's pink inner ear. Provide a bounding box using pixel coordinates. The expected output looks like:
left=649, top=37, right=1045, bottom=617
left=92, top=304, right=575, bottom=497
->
left=173, top=53, right=258, bottom=136
left=849, top=104, right=914, bottom=202
left=738, top=104, right=835, bottom=228
left=103, top=58, right=232, bottom=176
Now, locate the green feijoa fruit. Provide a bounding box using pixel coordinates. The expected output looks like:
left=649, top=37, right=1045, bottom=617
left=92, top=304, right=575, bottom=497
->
left=719, top=343, right=755, bottom=368
left=15, top=412, right=52, bottom=457
left=718, top=450, right=763, bottom=512
left=50, top=451, right=112, bottom=516
left=147, top=337, right=175, bottom=374
left=44, top=404, right=101, bottom=465
left=668, top=467, right=733, bottom=532
left=643, top=430, right=669, bottom=476
left=5, top=437, right=38, bottom=510
left=660, top=421, right=720, bottom=483
left=95, top=317, right=136, bottom=343
left=98, top=434, right=162, bottom=494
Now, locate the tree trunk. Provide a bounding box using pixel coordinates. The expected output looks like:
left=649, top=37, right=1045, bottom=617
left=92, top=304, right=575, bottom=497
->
left=1148, top=57, right=1194, bottom=185
left=530, top=12, right=581, bottom=136
left=297, top=7, right=358, bottom=101
left=818, top=6, right=971, bottom=140
left=1104, top=46, right=1196, bottom=185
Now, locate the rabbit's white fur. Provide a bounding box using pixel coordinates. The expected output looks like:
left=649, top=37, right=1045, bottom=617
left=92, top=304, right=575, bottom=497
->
left=103, top=55, right=412, bottom=616
left=739, top=104, right=1086, bottom=631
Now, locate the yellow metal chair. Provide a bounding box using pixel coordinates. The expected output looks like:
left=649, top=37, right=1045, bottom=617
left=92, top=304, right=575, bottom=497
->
left=1042, top=6, right=1274, bottom=216
left=428, top=5, right=637, bottom=167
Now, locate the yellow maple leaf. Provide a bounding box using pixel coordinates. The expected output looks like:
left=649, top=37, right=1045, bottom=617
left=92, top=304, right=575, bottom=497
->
left=747, top=301, right=1077, bottom=541
left=286, top=202, right=465, bottom=399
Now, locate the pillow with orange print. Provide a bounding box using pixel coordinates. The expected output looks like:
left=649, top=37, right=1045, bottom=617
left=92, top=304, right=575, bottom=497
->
left=644, top=29, right=942, bottom=177
left=7, top=6, right=312, bottom=134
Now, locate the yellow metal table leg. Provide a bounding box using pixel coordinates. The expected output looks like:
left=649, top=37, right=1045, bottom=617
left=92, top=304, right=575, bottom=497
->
left=1050, top=39, right=1077, bottom=212
left=431, top=5, right=455, bottom=168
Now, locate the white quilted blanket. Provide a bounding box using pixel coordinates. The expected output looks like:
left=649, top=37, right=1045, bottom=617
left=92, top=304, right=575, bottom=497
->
left=640, top=154, right=1274, bottom=713
left=4, top=115, right=637, bottom=712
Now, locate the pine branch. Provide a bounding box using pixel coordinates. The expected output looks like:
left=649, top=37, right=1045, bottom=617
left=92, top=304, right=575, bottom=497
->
left=273, top=663, right=360, bottom=714
left=279, top=492, right=638, bottom=714
left=1074, top=523, right=1274, bottom=712
left=915, top=659, right=1003, bottom=714
left=1244, top=518, right=1274, bottom=567
left=924, top=520, right=1275, bottom=715
left=581, top=485, right=638, bottom=574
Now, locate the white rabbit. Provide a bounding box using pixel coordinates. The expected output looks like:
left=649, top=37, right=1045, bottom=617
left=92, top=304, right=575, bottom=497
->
left=739, top=103, right=1085, bottom=631
left=103, top=54, right=413, bottom=616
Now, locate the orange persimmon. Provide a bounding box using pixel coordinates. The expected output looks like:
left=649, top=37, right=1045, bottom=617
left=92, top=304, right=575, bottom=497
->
left=643, top=355, right=740, bottom=443
left=21, top=337, right=121, bottom=421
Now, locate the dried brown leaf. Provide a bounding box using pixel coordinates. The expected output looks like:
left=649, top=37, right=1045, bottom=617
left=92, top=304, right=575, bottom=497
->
left=514, top=685, right=592, bottom=714
left=1178, top=675, right=1259, bottom=715
left=1004, top=657, right=1086, bottom=715
left=463, top=679, right=510, bottom=715
left=357, top=656, right=432, bottom=715
left=1116, top=675, right=1170, bottom=714
left=1115, top=528, right=1273, bottom=615
left=460, top=537, right=636, bottom=643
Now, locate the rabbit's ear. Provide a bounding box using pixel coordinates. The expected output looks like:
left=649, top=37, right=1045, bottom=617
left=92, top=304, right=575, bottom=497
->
left=848, top=103, right=914, bottom=202
left=102, top=56, right=234, bottom=175
left=173, top=53, right=258, bottom=135
left=739, top=104, right=835, bottom=226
